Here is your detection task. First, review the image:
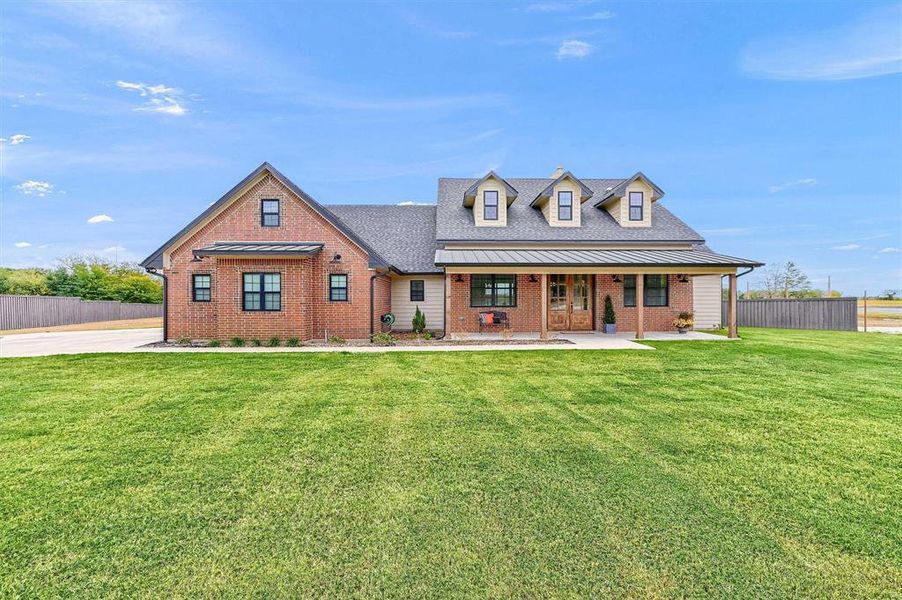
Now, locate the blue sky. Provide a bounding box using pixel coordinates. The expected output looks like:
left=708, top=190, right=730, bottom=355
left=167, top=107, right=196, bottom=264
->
left=1, top=0, right=900, bottom=293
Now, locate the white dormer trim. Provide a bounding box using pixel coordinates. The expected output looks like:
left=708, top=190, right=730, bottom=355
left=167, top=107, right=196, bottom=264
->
left=531, top=171, right=593, bottom=227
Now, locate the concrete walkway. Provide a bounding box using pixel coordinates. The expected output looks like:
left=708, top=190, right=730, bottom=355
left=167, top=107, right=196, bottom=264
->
left=1, top=328, right=164, bottom=358
left=0, top=328, right=731, bottom=358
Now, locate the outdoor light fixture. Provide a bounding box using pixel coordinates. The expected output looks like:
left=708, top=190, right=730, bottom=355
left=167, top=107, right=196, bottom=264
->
left=611, top=274, right=622, bottom=283
left=453, top=274, right=464, bottom=282
left=677, top=274, right=689, bottom=283
left=528, top=274, right=538, bottom=282
left=331, top=253, right=342, bottom=262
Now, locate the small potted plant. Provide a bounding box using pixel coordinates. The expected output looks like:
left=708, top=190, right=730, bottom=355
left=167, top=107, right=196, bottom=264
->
left=603, top=294, right=617, bottom=334
left=672, top=311, right=694, bottom=333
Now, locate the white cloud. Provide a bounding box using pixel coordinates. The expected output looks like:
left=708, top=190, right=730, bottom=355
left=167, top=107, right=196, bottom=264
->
left=879, top=247, right=901, bottom=253
left=87, top=214, right=114, bottom=224
left=831, top=244, right=862, bottom=251
left=557, top=40, right=594, bottom=60
left=396, top=201, right=433, bottom=206
left=46, top=1, right=233, bottom=64
left=102, top=245, right=126, bottom=254
left=14, top=180, right=53, bottom=196
left=396, top=8, right=473, bottom=39
left=576, top=10, right=615, bottom=20
left=469, top=128, right=504, bottom=142
left=741, top=4, right=902, bottom=81
left=0, top=134, right=31, bottom=145
left=116, top=80, right=189, bottom=116
left=14, top=241, right=32, bottom=248
left=768, top=178, right=818, bottom=193
left=526, top=0, right=595, bottom=13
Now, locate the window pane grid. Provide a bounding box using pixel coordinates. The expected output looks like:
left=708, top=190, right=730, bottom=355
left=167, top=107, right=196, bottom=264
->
left=329, top=274, right=348, bottom=302
left=483, top=191, right=499, bottom=221
left=622, top=274, right=668, bottom=307
left=558, top=191, right=573, bottom=221
left=193, top=274, right=211, bottom=302
left=243, top=272, right=280, bottom=311
left=410, top=280, right=425, bottom=302
left=628, top=192, right=643, bottom=221
left=261, top=199, right=280, bottom=227
left=470, top=274, right=517, bottom=308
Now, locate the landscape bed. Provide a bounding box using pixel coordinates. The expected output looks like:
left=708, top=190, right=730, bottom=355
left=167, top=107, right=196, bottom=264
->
left=1, top=329, right=900, bottom=597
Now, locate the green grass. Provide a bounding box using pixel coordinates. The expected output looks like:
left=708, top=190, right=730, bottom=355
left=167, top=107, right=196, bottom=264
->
left=1, top=329, right=900, bottom=597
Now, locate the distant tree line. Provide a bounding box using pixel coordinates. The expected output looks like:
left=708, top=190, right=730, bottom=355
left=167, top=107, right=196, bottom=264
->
left=725, top=261, right=898, bottom=301
left=725, top=261, right=841, bottom=300
left=0, top=255, right=162, bottom=304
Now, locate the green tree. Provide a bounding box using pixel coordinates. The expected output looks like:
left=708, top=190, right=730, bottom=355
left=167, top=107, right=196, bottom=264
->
left=412, top=306, right=426, bottom=333
left=0, top=268, right=50, bottom=295
left=603, top=294, right=616, bottom=324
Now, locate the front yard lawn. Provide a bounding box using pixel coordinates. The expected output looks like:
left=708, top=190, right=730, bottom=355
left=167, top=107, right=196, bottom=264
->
left=1, top=329, right=900, bottom=597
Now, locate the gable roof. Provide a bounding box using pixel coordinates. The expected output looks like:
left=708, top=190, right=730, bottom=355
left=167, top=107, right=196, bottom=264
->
left=462, top=171, right=518, bottom=207
left=327, top=204, right=440, bottom=274
left=530, top=171, right=594, bottom=207
left=139, top=162, right=389, bottom=270
left=593, top=172, right=665, bottom=207
left=436, top=177, right=703, bottom=243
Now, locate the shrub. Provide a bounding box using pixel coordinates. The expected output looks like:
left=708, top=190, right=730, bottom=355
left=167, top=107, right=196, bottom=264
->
left=268, top=336, right=281, bottom=347
left=423, top=331, right=433, bottom=341
left=328, top=335, right=346, bottom=345
left=251, top=339, right=262, bottom=347
left=207, top=339, right=221, bottom=347
left=371, top=331, right=395, bottom=346
left=286, top=337, right=301, bottom=347
left=603, top=294, right=616, bottom=325
left=230, top=337, right=246, bottom=347
left=412, top=306, right=426, bottom=333
left=672, top=311, right=694, bottom=329
left=176, top=336, right=191, bottom=346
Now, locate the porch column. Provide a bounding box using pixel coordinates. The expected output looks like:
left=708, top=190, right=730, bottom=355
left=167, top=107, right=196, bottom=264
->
left=445, top=273, right=453, bottom=337
left=635, top=274, right=644, bottom=339
left=728, top=273, right=738, bottom=339
left=540, top=273, right=548, bottom=338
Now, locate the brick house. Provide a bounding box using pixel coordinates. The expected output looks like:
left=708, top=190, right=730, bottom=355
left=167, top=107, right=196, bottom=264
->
left=141, top=163, right=761, bottom=341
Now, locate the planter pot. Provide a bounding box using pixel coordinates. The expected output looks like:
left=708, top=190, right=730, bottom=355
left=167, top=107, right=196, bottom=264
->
left=677, top=327, right=689, bottom=334
left=603, top=323, right=617, bottom=334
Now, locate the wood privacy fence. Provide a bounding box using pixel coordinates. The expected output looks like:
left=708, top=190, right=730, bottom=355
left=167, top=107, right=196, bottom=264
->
left=0, top=295, right=162, bottom=330
left=721, top=297, right=858, bottom=331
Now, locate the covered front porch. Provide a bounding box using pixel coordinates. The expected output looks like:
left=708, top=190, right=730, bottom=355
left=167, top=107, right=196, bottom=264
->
left=436, top=247, right=763, bottom=340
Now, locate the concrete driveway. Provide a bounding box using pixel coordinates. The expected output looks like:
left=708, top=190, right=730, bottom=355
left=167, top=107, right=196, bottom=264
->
left=0, top=328, right=163, bottom=358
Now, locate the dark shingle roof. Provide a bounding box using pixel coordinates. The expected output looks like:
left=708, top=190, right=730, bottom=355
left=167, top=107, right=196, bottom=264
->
left=327, top=204, right=440, bottom=274
left=436, top=178, right=704, bottom=243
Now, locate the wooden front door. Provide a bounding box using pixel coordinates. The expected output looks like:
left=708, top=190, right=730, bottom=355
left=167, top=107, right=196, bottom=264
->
left=547, top=274, right=593, bottom=331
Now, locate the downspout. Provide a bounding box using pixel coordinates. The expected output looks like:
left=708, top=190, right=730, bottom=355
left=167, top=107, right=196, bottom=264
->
left=370, top=274, right=378, bottom=337
left=441, top=269, right=447, bottom=339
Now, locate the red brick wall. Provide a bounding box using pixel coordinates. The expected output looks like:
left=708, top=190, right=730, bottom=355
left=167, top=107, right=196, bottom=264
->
left=447, top=274, right=542, bottom=333
left=595, top=274, right=693, bottom=332
left=372, top=275, right=392, bottom=333
left=164, top=173, right=380, bottom=341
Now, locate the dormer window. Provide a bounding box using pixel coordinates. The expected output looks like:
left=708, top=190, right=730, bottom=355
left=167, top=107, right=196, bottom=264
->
left=483, top=191, right=499, bottom=221
left=558, top=191, right=573, bottom=221
left=261, top=199, right=280, bottom=227
left=628, top=192, right=643, bottom=221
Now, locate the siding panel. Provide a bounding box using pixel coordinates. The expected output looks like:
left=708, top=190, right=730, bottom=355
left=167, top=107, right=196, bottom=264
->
left=390, top=276, right=444, bottom=331
left=692, top=275, right=722, bottom=329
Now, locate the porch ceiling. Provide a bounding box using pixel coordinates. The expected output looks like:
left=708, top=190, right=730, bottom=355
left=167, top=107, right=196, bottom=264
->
left=434, top=247, right=763, bottom=269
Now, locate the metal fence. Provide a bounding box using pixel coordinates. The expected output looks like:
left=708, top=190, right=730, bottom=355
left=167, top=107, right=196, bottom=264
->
left=0, top=295, right=162, bottom=331
left=722, top=297, right=857, bottom=331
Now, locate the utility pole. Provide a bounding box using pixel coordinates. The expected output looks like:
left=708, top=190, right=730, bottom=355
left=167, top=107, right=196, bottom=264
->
left=863, top=290, right=867, bottom=333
